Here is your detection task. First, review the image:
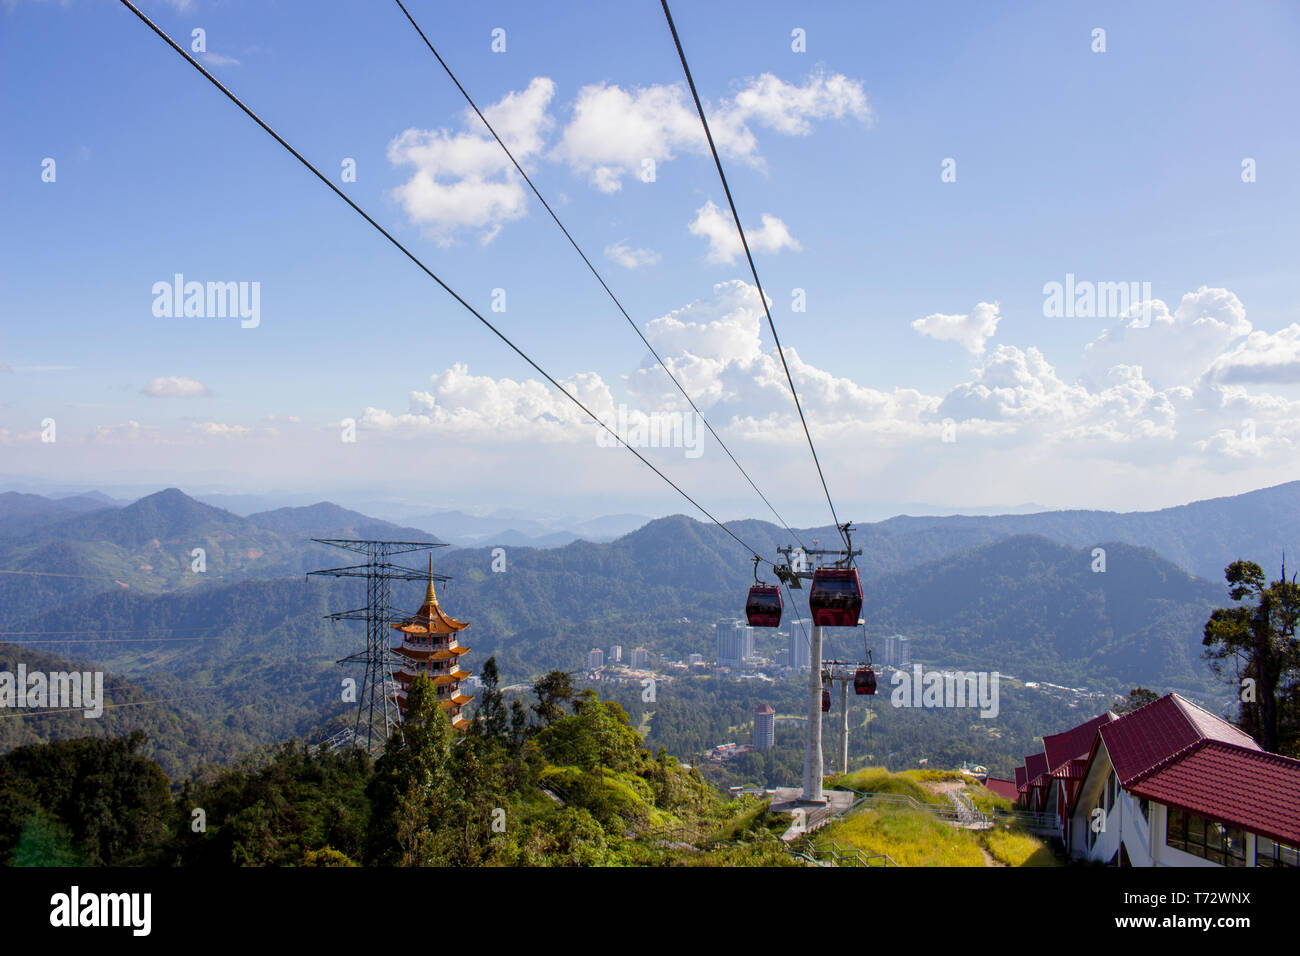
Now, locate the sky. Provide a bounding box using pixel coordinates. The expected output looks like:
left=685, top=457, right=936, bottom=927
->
left=3, top=0, right=1300, bottom=524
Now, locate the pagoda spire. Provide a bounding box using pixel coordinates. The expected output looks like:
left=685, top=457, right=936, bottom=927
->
left=425, top=552, right=438, bottom=608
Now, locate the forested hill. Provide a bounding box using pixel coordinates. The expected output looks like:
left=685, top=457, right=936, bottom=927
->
left=1, top=483, right=1287, bottom=775
left=874, top=480, right=1300, bottom=582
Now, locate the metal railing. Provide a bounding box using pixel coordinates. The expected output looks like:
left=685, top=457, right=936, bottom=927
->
left=798, top=837, right=897, bottom=867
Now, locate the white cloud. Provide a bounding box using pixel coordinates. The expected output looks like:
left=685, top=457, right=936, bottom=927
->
left=142, top=376, right=209, bottom=398
left=92, top=421, right=163, bottom=444
left=358, top=362, right=613, bottom=442
left=1084, top=286, right=1251, bottom=388
left=688, top=200, right=800, bottom=264
left=718, top=70, right=872, bottom=137
left=552, top=70, right=871, bottom=193
left=1202, top=324, right=1300, bottom=384
left=604, top=241, right=661, bottom=269
left=191, top=422, right=249, bottom=437
left=387, top=78, right=555, bottom=244
left=199, top=52, right=240, bottom=67
left=911, top=302, right=1001, bottom=355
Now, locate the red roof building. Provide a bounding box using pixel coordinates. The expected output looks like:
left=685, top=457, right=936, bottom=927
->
left=1068, top=693, right=1298, bottom=867
left=1039, top=711, right=1117, bottom=833
left=984, top=776, right=1020, bottom=803
left=1024, top=751, right=1051, bottom=811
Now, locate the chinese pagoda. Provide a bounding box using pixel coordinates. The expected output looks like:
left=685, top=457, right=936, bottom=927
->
left=390, top=555, right=473, bottom=729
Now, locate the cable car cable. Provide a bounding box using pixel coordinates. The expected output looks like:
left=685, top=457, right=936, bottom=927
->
left=660, top=0, right=849, bottom=551
left=390, top=0, right=806, bottom=551
left=116, top=0, right=768, bottom=566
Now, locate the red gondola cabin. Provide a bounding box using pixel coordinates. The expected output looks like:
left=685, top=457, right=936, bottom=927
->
left=745, top=585, right=782, bottom=628
left=808, top=566, right=863, bottom=628
left=821, top=688, right=832, bottom=712
left=853, top=667, right=877, bottom=696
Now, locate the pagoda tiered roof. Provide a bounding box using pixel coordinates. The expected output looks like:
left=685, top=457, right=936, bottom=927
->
left=390, top=556, right=469, bottom=636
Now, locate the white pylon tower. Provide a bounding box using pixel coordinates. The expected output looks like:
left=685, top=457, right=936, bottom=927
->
left=802, top=624, right=826, bottom=803
left=776, top=528, right=862, bottom=805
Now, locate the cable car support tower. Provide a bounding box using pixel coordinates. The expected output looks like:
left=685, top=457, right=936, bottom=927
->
left=774, top=523, right=862, bottom=803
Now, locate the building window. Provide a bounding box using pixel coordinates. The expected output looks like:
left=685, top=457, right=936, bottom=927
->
left=1138, top=798, right=1149, bottom=821
left=1166, top=808, right=1246, bottom=866
left=1256, top=837, right=1300, bottom=868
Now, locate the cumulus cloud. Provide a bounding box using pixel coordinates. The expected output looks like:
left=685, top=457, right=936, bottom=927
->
left=911, top=302, right=1001, bottom=355
left=1084, top=286, right=1251, bottom=388
left=190, top=422, right=249, bottom=437
left=142, top=376, right=210, bottom=398
left=604, top=241, right=661, bottom=269
left=340, top=281, right=1300, bottom=489
left=1202, top=324, right=1300, bottom=384
left=387, top=77, right=556, bottom=244
left=688, top=200, right=800, bottom=264
left=552, top=70, right=871, bottom=193
left=936, top=347, right=1181, bottom=446
left=359, top=362, right=613, bottom=442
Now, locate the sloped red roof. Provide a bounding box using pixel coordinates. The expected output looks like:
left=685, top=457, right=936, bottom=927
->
left=1025, top=751, right=1050, bottom=789
left=1053, top=756, right=1089, bottom=780
left=1129, top=741, right=1300, bottom=846
left=1098, top=694, right=1259, bottom=787
left=985, top=777, right=1020, bottom=802
left=753, top=703, right=775, bottom=715
left=1043, top=711, right=1114, bottom=773
left=1014, top=765, right=1027, bottom=791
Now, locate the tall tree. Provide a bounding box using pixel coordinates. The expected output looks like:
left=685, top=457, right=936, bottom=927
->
left=366, top=675, right=461, bottom=865
left=532, top=670, right=575, bottom=726
left=1203, top=559, right=1300, bottom=754
left=472, top=656, right=509, bottom=740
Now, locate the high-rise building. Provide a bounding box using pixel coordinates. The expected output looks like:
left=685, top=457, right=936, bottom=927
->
left=631, top=647, right=650, bottom=669
left=588, top=647, right=605, bottom=669
left=753, top=703, right=776, bottom=750
left=787, top=621, right=811, bottom=670
left=609, top=645, right=623, bottom=663
left=884, top=634, right=911, bottom=667
left=716, top=619, right=754, bottom=667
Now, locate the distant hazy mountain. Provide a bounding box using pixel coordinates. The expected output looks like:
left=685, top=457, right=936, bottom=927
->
left=0, top=491, right=117, bottom=539
left=874, top=480, right=1300, bottom=582
left=861, top=534, right=1223, bottom=691
left=0, top=490, right=438, bottom=624
left=245, top=502, right=441, bottom=543
left=403, top=508, right=649, bottom=547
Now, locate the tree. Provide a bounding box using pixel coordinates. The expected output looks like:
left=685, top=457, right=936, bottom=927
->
left=508, top=700, right=529, bottom=752
left=472, top=656, right=509, bottom=740
left=532, top=670, right=575, bottom=726
left=366, top=675, right=461, bottom=865
left=1203, top=559, right=1300, bottom=754
left=1113, top=687, right=1160, bottom=715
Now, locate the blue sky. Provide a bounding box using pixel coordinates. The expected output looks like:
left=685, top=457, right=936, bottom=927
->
left=3, top=0, right=1299, bottom=523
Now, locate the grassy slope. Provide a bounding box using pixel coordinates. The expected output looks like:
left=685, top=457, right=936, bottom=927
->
left=816, top=768, right=1061, bottom=867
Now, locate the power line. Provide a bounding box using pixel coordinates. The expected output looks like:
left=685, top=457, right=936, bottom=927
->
left=660, top=0, right=848, bottom=551
left=390, top=0, right=805, bottom=552
left=0, top=694, right=217, bottom=720
left=116, top=0, right=765, bottom=565
left=0, top=636, right=220, bottom=645
left=0, top=625, right=223, bottom=636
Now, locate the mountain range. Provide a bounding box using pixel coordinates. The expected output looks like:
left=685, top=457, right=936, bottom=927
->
left=2, top=479, right=1296, bottom=773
